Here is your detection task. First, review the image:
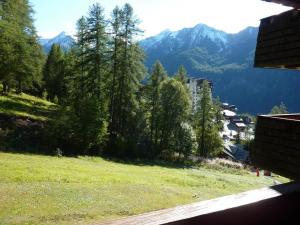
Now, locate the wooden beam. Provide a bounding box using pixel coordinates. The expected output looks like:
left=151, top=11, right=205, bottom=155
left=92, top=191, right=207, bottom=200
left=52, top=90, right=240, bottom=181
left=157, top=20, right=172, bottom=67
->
left=252, top=114, right=300, bottom=180
left=96, top=182, right=300, bottom=225
left=254, top=9, right=300, bottom=69
left=263, top=0, right=300, bottom=9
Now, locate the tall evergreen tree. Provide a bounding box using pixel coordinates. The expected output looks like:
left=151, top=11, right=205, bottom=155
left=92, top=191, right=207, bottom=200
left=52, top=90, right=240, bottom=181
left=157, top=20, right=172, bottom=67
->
left=54, top=4, right=110, bottom=155
left=108, top=6, right=123, bottom=144
left=148, top=61, right=167, bottom=150
left=195, top=80, right=223, bottom=157
left=86, top=3, right=108, bottom=99
left=158, top=78, right=191, bottom=157
left=213, top=96, right=224, bottom=131
left=107, top=3, right=146, bottom=155
left=174, top=65, right=188, bottom=85
left=43, top=44, right=65, bottom=101
left=74, top=16, right=89, bottom=98
left=0, top=0, right=44, bottom=93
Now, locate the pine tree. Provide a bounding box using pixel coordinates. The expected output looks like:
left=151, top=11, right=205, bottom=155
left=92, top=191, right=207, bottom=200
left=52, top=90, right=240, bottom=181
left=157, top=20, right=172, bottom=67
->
left=43, top=44, right=65, bottom=102
left=0, top=0, right=44, bottom=94
left=107, top=3, right=146, bottom=155
left=74, top=16, right=89, bottom=98
left=116, top=3, right=144, bottom=135
left=174, top=65, right=188, bottom=85
left=213, top=96, right=224, bottom=131
left=270, top=102, right=288, bottom=115
left=195, top=80, right=223, bottom=157
left=86, top=3, right=108, bottom=99
left=54, top=3, right=110, bottom=155
left=158, top=78, right=191, bottom=157
left=148, top=61, right=167, bottom=150
left=108, top=6, right=123, bottom=144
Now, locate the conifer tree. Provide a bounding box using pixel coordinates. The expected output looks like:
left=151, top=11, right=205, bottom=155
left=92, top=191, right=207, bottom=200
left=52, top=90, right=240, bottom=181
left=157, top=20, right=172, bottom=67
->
left=270, top=102, right=288, bottom=115
left=43, top=44, right=65, bottom=101
left=148, top=61, right=167, bottom=149
left=86, top=3, right=108, bottom=99
left=0, top=0, right=44, bottom=93
left=75, top=16, right=89, bottom=97
left=174, top=65, right=188, bottom=85
left=108, top=6, right=123, bottom=144
left=55, top=4, right=110, bottom=155
left=107, top=3, right=146, bottom=155
left=195, top=80, right=223, bottom=157
left=158, top=78, right=191, bottom=156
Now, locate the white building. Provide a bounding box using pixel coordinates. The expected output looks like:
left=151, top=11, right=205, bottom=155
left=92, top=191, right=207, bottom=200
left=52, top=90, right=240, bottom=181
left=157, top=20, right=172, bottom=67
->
left=187, top=78, right=213, bottom=112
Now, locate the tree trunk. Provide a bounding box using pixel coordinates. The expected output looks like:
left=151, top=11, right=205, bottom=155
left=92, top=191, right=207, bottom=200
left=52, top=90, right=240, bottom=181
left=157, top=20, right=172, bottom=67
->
left=17, top=80, right=22, bottom=94
left=2, top=81, right=8, bottom=94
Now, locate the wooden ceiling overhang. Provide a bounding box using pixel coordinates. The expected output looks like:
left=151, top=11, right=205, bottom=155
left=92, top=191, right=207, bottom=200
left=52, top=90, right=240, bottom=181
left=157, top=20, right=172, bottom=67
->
left=255, top=1, right=300, bottom=69
left=252, top=1, right=300, bottom=181
left=263, top=0, right=300, bottom=9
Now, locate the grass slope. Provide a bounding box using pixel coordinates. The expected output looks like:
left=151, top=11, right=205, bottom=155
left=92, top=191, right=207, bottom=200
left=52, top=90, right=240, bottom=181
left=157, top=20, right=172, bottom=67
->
left=0, top=152, right=286, bottom=225
left=0, top=92, right=56, bottom=121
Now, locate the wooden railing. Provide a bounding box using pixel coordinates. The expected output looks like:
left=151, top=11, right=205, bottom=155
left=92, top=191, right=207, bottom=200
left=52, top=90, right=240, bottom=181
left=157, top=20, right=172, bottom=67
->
left=95, top=182, right=300, bottom=225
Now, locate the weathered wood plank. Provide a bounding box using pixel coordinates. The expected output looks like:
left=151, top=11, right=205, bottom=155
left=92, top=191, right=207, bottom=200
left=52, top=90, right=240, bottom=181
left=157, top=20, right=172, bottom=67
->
left=251, top=158, right=300, bottom=179
left=257, top=115, right=300, bottom=133
left=256, top=43, right=300, bottom=56
left=94, top=182, right=300, bottom=225
left=255, top=49, right=300, bottom=61
left=253, top=141, right=300, bottom=160
left=258, top=25, right=300, bottom=40
left=252, top=154, right=300, bottom=179
left=263, top=0, right=300, bottom=9
left=252, top=147, right=300, bottom=171
left=254, top=9, right=300, bottom=69
left=255, top=128, right=300, bottom=141
left=255, top=57, right=300, bottom=68
left=274, top=114, right=300, bottom=120
left=252, top=115, right=300, bottom=180
left=257, top=34, right=300, bottom=47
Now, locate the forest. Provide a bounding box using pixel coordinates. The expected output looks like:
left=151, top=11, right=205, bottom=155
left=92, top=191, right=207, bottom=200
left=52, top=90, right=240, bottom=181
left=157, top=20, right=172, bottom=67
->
left=0, top=0, right=224, bottom=160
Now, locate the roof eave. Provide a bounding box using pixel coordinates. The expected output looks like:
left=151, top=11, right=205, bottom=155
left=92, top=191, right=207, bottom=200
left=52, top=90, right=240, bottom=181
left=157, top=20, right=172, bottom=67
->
left=263, top=0, right=300, bottom=9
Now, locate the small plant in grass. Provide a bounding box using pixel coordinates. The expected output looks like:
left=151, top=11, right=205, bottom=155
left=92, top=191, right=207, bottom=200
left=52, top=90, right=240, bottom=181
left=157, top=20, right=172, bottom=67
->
left=53, top=95, right=59, bottom=104
left=55, top=148, right=63, bottom=157
left=42, top=89, right=48, bottom=100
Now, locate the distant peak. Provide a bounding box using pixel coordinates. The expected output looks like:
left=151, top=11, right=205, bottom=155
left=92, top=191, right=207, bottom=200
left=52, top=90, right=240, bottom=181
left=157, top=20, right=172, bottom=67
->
left=57, top=31, right=68, bottom=37
left=235, top=26, right=258, bottom=35
left=194, top=23, right=209, bottom=29
left=160, top=29, right=171, bottom=34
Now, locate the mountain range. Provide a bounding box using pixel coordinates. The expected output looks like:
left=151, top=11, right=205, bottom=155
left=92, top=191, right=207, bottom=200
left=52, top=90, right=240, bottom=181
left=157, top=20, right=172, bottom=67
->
left=40, top=25, right=300, bottom=114
left=39, top=32, right=74, bottom=53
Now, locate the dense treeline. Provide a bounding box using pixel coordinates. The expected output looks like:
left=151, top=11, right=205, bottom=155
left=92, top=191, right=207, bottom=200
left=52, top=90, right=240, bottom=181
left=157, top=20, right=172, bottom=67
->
left=0, top=0, right=45, bottom=94
left=0, top=1, right=223, bottom=160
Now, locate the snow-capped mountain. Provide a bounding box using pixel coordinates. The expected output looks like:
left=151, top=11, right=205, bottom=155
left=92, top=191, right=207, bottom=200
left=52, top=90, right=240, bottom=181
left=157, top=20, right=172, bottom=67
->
left=141, top=24, right=229, bottom=54
left=140, top=24, right=258, bottom=75
left=40, top=32, right=74, bottom=53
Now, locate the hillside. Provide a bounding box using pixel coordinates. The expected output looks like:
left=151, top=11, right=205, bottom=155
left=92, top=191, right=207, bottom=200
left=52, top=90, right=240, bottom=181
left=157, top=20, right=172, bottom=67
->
left=141, top=24, right=300, bottom=114
left=0, top=91, right=57, bottom=152
left=0, top=92, right=57, bottom=121
left=0, top=152, right=286, bottom=225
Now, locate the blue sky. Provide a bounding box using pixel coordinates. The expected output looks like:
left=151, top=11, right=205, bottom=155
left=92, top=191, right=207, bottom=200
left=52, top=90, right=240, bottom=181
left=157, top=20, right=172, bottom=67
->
left=31, top=0, right=290, bottom=39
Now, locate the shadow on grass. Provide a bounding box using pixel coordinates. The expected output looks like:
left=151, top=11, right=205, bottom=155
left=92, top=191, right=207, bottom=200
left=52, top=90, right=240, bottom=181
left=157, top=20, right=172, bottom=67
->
left=0, top=97, right=57, bottom=119
left=0, top=148, right=191, bottom=170
left=101, top=156, right=192, bottom=170
left=8, top=94, right=53, bottom=108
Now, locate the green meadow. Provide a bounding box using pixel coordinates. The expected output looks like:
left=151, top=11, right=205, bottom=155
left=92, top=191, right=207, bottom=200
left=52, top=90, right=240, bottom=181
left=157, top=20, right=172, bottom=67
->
left=0, top=152, right=286, bottom=225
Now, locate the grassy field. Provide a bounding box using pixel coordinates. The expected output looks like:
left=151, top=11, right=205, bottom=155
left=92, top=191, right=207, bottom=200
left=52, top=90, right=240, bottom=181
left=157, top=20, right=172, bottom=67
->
left=0, top=152, right=287, bottom=225
left=0, top=92, right=56, bottom=121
